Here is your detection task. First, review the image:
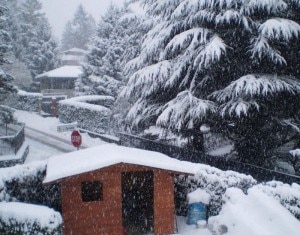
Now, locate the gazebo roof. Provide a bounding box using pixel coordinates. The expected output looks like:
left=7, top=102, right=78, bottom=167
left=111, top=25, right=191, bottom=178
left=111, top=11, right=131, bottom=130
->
left=35, top=66, right=82, bottom=80
left=44, top=144, right=195, bottom=183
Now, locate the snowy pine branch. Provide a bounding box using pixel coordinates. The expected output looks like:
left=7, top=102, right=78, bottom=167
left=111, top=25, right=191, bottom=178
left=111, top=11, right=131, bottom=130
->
left=121, top=60, right=172, bottom=99
left=259, top=18, right=300, bottom=41
left=126, top=98, right=164, bottom=127
left=220, top=98, right=260, bottom=118
left=194, top=36, right=227, bottom=69
left=162, top=28, right=210, bottom=60
left=211, top=74, right=300, bottom=103
left=215, top=9, right=245, bottom=27
left=144, top=0, right=181, bottom=18
left=249, top=36, right=287, bottom=65
left=243, top=0, right=287, bottom=15
left=280, top=119, right=300, bottom=134
left=291, top=0, right=300, bottom=7
left=157, top=90, right=217, bottom=130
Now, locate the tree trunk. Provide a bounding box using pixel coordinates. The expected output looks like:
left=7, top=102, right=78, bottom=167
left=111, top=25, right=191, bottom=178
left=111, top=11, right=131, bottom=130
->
left=192, top=132, right=204, bottom=152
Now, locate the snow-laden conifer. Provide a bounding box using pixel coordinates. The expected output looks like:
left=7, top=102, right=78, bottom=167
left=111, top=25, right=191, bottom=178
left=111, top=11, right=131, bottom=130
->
left=77, top=4, right=146, bottom=100
left=0, top=1, right=16, bottom=104
left=121, top=0, right=300, bottom=163
left=61, top=4, right=96, bottom=50
left=4, top=0, right=60, bottom=78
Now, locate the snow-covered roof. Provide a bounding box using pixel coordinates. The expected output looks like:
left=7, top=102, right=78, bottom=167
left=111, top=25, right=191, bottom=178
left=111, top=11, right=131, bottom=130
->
left=35, top=66, right=82, bottom=79
left=44, top=144, right=194, bottom=183
left=61, top=48, right=87, bottom=54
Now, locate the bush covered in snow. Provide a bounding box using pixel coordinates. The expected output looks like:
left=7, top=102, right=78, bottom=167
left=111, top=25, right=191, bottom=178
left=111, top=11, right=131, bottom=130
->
left=4, top=90, right=42, bottom=112
left=253, top=181, right=300, bottom=219
left=0, top=202, right=62, bottom=235
left=58, top=95, right=114, bottom=133
left=208, top=187, right=300, bottom=235
left=175, top=166, right=300, bottom=221
left=175, top=166, right=257, bottom=217
left=0, top=161, right=61, bottom=211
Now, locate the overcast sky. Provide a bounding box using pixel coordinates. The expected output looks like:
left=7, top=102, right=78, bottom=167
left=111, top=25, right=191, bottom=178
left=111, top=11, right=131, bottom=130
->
left=41, top=0, right=125, bottom=40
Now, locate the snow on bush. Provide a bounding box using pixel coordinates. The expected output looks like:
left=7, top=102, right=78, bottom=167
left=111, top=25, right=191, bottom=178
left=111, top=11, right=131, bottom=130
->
left=175, top=166, right=257, bottom=217
left=0, top=202, right=62, bottom=235
left=208, top=187, right=300, bottom=235
left=4, top=90, right=42, bottom=112
left=58, top=95, right=114, bottom=133
left=0, top=161, right=60, bottom=211
left=176, top=165, right=300, bottom=221
left=187, top=188, right=211, bottom=205
left=253, top=181, right=300, bottom=219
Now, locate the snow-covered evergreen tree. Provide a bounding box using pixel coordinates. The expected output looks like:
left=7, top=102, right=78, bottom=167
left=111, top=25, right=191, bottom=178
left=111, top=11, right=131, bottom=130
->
left=121, top=0, right=300, bottom=162
left=0, top=1, right=16, bottom=104
left=76, top=4, right=143, bottom=99
left=4, top=0, right=60, bottom=78
left=61, top=4, right=96, bottom=50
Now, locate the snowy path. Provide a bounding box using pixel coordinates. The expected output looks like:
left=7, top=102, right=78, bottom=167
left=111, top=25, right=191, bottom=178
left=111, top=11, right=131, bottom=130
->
left=25, top=127, right=76, bottom=153
left=11, top=110, right=107, bottom=163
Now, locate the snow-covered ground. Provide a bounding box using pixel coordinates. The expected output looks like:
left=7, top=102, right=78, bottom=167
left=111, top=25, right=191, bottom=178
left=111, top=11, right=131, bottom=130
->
left=24, top=139, right=62, bottom=163
left=14, top=110, right=106, bottom=162
left=1, top=110, right=300, bottom=235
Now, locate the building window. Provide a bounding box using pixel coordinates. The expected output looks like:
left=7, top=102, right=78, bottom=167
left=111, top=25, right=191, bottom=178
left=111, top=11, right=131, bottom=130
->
left=81, top=181, right=103, bottom=202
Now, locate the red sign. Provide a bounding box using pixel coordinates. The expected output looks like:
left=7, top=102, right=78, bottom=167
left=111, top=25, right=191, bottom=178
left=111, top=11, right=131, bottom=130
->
left=71, top=130, right=82, bottom=148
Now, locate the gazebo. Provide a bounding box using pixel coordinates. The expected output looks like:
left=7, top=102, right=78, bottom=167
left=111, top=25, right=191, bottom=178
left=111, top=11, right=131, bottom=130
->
left=34, top=65, right=82, bottom=97
left=43, top=144, right=193, bottom=235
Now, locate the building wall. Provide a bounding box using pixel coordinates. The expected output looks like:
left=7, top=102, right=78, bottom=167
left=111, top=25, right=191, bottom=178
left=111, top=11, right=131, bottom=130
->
left=154, top=170, right=175, bottom=234
left=61, top=164, right=176, bottom=235
left=61, top=165, right=123, bottom=235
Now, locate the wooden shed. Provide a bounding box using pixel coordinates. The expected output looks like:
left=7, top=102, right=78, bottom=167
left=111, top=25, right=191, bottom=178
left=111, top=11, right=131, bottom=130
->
left=44, top=144, right=193, bottom=235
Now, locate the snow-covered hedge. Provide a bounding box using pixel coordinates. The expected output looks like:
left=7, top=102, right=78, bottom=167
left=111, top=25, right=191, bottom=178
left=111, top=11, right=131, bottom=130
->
left=254, top=181, right=300, bottom=219
left=0, top=202, right=62, bottom=235
left=175, top=166, right=257, bottom=217
left=208, top=187, right=300, bottom=235
left=4, top=90, right=42, bottom=112
left=0, top=161, right=61, bottom=211
left=175, top=166, right=300, bottom=220
left=58, top=95, right=114, bottom=133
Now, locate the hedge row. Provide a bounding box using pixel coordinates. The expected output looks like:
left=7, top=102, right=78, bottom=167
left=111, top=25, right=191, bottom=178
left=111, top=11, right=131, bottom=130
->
left=58, top=95, right=114, bottom=134
left=0, top=202, right=62, bottom=235
left=4, top=90, right=42, bottom=112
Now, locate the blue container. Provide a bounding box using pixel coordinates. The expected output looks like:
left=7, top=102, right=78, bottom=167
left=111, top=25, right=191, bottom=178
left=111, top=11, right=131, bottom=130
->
left=186, top=202, right=207, bottom=225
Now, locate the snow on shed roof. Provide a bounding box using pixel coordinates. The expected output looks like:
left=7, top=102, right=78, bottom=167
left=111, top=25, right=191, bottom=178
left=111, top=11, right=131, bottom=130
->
left=35, top=66, right=82, bottom=79
left=44, top=144, right=195, bottom=183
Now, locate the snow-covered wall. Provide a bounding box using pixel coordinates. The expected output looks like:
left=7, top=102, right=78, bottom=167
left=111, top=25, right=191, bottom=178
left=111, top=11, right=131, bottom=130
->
left=58, top=95, right=114, bottom=134
left=4, top=90, right=42, bottom=112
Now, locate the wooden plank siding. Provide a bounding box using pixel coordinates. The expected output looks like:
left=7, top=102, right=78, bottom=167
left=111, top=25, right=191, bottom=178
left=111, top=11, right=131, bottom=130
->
left=60, top=163, right=177, bottom=235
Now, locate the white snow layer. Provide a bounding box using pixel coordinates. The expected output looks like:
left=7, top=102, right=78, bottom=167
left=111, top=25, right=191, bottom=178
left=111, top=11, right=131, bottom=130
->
left=35, top=66, right=82, bottom=79
left=208, top=187, right=300, bottom=235
left=17, top=90, right=42, bottom=97
left=188, top=188, right=211, bottom=205
left=59, top=95, right=113, bottom=112
left=0, top=202, right=62, bottom=229
left=44, top=144, right=197, bottom=183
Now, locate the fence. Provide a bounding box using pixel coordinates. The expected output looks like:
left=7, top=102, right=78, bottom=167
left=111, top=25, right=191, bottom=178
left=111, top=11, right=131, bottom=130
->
left=118, top=132, right=300, bottom=185
left=0, top=124, right=25, bottom=156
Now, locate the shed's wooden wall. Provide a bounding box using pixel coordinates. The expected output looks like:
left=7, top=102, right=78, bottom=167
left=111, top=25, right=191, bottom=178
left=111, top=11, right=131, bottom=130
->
left=61, top=163, right=175, bottom=235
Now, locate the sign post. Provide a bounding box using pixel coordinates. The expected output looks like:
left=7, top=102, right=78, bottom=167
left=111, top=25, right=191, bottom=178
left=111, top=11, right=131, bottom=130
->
left=71, top=130, right=82, bottom=150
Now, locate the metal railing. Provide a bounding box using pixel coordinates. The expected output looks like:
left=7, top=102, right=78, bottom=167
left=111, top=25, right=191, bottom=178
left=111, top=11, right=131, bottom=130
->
left=0, top=124, right=25, bottom=155
left=118, top=132, right=300, bottom=185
